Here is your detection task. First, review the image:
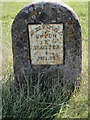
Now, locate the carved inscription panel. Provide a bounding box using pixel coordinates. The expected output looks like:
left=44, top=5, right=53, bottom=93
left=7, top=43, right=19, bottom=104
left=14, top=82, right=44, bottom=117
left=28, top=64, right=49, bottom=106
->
left=28, top=24, right=63, bottom=65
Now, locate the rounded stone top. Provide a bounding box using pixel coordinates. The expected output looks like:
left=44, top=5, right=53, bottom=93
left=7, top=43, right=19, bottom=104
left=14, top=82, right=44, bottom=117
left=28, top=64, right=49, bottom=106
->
left=23, top=0, right=79, bottom=21
left=13, top=0, right=80, bottom=26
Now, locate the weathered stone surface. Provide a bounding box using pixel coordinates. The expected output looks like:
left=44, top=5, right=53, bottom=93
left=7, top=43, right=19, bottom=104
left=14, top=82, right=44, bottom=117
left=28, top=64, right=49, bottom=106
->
left=12, top=0, right=82, bottom=99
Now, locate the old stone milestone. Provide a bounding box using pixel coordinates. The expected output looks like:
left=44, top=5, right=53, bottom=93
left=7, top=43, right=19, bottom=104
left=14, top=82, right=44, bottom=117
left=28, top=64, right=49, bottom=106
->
left=12, top=0, right=82, bottom=100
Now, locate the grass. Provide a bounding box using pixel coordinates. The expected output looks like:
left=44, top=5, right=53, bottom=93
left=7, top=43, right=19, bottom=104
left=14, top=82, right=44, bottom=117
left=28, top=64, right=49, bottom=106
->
left=1, top=1, right=88, bottom=119
left=2, top=72, right=72, bottom=119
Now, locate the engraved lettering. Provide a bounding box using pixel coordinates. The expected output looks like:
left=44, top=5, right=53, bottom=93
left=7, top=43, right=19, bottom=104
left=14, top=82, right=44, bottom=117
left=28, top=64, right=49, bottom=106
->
left=28, top=24, right=63, bottom=65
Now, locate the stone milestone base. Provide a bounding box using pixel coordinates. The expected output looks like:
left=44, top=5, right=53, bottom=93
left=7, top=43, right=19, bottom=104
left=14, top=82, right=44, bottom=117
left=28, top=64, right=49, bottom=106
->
left=12, top=0, right=82, bottom=101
